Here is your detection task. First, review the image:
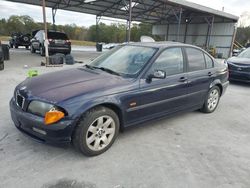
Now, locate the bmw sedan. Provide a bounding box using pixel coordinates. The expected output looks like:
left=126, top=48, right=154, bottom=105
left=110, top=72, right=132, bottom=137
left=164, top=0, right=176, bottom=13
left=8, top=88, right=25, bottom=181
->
left=10, top=42, right=229, bottom=156
left=227, top=47, right=250, bottom=83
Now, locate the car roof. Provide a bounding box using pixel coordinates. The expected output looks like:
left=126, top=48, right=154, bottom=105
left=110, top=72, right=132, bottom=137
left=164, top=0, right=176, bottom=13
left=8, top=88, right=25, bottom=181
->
left=129, top=41, right=197, bottom=49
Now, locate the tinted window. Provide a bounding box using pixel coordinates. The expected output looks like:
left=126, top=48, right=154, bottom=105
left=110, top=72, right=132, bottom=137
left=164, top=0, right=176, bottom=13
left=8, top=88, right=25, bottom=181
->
left=204, top=53, right=213, bottom=68
left=48, top=32, right=68, bottom=40
left=186, top=48, right=206, bottom=71
left=151, top=48, right=184, bottom=76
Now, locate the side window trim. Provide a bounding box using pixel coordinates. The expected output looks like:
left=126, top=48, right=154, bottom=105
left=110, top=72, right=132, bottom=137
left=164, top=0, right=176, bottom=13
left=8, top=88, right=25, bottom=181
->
left=203, top=52, right=214, bottom=69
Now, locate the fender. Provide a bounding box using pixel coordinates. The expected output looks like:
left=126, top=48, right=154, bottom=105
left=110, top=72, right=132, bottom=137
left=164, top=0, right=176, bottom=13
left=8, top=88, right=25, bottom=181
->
left=209, top=79, right=223, bottom=94
left=71, top=95, right=125, bottom=125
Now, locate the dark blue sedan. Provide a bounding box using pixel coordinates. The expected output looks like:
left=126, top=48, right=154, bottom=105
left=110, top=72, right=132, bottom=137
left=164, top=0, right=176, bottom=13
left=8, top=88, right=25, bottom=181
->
left=10, top=42, right=229, bottom=156
left=227, top=47, right=250, bottom=83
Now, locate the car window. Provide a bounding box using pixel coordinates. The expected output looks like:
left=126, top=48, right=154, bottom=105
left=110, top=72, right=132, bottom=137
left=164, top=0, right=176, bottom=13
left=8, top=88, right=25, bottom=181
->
left=151, top=48, right=184, bottom=76
left=238, top=47, right=250, bottom=58
left=204, top=53, right=213, bottom=68
left=186, top=48, right=206, bottom=71
left=34, top=31, right=40, bottom=39
left=48, top=32, right=68, bottom=40
left=90, top=45, right=157, bottom=76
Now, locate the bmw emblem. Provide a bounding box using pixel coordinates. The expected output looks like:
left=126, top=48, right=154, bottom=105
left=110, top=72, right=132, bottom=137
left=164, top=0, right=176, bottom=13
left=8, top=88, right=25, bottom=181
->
left=237, top=67, right=242, bottom=71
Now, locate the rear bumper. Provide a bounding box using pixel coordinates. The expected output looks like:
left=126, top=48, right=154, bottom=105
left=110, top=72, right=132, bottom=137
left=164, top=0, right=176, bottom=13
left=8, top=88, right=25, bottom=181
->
left=9, top=98, right=75, bottom=145
left=48, top=46, right=71, bottom=54
left=229, top=71, right=250, bottom=83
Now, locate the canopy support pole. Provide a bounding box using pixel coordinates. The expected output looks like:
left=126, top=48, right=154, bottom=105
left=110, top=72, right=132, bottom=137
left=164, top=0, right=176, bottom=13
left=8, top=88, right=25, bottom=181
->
left=42, top=0, right=49, bottom=66
left=128, top=0, right=132, bottom=43
left=96, top=15, right=101, bottom=51
left=52, top=8, right=57, bottom=31
left=177, top=8, right=182, bottom=42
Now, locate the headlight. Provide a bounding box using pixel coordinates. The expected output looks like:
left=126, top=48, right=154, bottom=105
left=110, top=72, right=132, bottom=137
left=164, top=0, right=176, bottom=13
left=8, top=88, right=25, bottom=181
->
left=28, top=101, right=55, bottom=117
left=28, top=100, right=66, bottom=125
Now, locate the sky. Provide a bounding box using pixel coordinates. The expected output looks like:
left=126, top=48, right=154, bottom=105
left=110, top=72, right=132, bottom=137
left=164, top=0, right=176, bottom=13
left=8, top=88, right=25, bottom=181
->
left=0, top=0, right=250, bottom=27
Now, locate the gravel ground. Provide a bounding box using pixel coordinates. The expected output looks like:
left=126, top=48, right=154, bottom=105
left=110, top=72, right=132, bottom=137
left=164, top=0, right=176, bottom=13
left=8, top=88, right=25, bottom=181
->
left=0, top=47, right=250, bottom=188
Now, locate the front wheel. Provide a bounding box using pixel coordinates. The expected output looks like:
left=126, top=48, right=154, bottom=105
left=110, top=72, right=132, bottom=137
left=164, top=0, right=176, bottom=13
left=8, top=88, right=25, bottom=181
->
left=201, top=86, right=221, bottom=113
left=72, top=107, right=119, bottom=156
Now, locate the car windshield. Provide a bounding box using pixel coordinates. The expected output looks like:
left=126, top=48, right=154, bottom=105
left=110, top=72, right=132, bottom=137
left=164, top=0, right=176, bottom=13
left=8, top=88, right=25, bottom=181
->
left=238, top=48, right=250, bottom=58
left=48, top=32, right=68, bottom=40
left=89, top=45, right=157, bottom=77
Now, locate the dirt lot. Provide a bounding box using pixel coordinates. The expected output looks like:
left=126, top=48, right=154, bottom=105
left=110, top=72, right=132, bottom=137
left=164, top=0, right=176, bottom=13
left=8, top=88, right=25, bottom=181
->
left=0, top=47, right=250, bottom=188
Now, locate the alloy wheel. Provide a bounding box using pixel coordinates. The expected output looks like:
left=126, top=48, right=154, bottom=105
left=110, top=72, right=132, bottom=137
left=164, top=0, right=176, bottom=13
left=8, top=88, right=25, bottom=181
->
left=207, top=88, right=219, bottom=111
left=86, top=115, right=115, bottom=151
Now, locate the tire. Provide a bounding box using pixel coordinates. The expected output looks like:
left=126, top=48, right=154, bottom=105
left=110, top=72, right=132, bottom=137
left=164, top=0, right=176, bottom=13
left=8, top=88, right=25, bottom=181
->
left=25, top=45, right=29, bottom=50
left=40, top=46, right=45, bottom=56
left=201, top=86, right=221, bottom=113
left=72, top=106, right=120, bottom=156
left=30, top=45, right=35, bottom=53
left=0, top=61, right=4, bottom=71
left=14, top=45, right=18, bottom=49
left=9, top=44, right=13, bottom=48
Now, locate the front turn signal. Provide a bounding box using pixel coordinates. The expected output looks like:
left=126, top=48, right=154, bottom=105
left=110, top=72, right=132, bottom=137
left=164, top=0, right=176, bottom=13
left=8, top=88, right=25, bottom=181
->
left=44, top=110, right=65, bottom=125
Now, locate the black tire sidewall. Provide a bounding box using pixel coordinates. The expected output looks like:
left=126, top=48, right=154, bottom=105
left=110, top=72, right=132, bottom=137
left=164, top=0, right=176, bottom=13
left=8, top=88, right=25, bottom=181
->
left=74, top=107, right=120, bottom=156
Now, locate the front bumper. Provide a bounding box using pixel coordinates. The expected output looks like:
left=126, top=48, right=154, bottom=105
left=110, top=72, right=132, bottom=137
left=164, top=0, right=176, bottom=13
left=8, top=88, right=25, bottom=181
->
left=229, top=70, right=250, bottom=83
left=9, top=98, right=75, bottom=144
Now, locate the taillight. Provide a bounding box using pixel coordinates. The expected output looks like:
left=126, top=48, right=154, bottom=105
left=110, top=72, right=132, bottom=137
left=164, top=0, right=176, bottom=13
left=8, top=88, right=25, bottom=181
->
left=65, top=40, right=71, bottom=45
left=48, top=39, right=54, bottom=43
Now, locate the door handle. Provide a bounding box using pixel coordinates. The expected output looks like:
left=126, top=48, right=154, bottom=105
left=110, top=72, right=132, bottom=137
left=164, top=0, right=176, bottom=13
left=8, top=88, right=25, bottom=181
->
left=208, top=72, right=213, bottom=77
left=179, top=77, right=187, bottom=82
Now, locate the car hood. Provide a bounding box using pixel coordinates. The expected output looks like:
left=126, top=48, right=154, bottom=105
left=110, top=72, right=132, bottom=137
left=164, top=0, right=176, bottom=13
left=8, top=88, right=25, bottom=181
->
left=227, top=57, right=250, bottom=65
left=19, top=67, right=131, bottom=102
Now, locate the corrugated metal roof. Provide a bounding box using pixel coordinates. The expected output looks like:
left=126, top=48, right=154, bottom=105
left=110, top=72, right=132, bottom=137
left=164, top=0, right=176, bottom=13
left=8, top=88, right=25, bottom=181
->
left=6, top=0, right=238, bottom=23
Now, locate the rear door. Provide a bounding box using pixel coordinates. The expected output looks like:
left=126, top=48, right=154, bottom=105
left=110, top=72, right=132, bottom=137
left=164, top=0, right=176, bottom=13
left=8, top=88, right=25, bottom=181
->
left=126, top=47, right=188, bottom=123
left=185, top=47, right=214, bottom=107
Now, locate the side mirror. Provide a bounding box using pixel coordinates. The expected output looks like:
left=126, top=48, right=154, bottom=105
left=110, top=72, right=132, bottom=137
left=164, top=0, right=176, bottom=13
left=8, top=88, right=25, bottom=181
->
left=146, top=70, right=166, bottom=83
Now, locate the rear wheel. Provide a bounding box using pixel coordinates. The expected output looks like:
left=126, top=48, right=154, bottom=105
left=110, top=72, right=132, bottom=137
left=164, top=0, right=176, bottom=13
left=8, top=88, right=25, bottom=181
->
left=40, top=46, right=45, bottom=56
left=201, top=86, right=221, bottom=113
left=14, top=45, right=18, bottom=49
left=25, top=45, right=29, bottom=50
left=30, top=45, right=35, bottom=53
left=72, top=106, right=119, bottom=156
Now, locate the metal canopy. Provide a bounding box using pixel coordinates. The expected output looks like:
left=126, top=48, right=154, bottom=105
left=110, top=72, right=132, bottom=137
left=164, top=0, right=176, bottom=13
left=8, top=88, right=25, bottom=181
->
left=7, top=0, right=238, bottom=24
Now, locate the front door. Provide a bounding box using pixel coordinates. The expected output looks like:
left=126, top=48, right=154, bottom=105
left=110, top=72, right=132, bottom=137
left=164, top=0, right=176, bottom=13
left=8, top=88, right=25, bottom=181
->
left=126, top=47, right=188, bottom=124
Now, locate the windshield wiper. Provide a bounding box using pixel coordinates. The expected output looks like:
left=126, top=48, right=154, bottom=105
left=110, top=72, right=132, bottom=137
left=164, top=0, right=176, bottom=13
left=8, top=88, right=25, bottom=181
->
left=97, top=67, right=121, bottom=76
left=86, top=65, right=120, bottom=76
left=85, top=64, right=95, bottom=70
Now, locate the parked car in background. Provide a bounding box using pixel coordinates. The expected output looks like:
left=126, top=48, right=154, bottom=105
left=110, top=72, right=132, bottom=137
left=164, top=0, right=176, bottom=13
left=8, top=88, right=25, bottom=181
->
left=30, top=30, right=71, bottom=56
left=232, top=48, right=246, bottom=57
left=9, top=32, right=31, bottom=49
left=10, top=42, right=229, bottom=156
left=0, top=42, right=4, bottom=70
left=227, top=47, right=250, bottom=83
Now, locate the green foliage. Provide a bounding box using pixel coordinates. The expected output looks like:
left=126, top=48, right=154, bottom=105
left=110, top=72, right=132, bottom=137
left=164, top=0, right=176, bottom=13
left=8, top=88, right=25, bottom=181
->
left=0, top=15, right=155, bottom=43
left=235, top=26, right=250, bottom=46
